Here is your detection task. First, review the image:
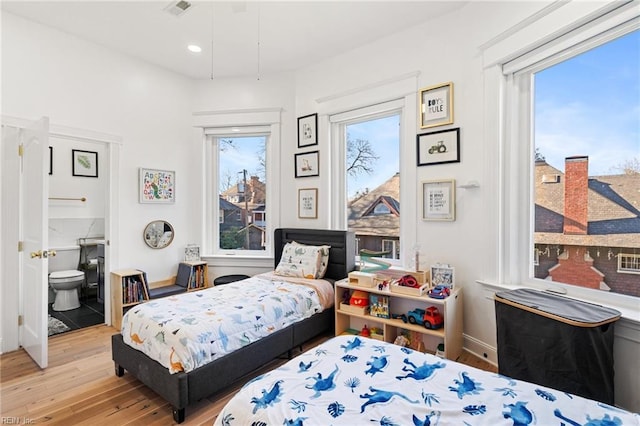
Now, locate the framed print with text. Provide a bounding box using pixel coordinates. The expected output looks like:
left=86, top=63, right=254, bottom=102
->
left=419, top=82, right=453, bottom=129
left=422, top=179, right=455, bottom=221
left=139, top=168, right=175, bottom=203
left=298, top=188, right=318, bottom=219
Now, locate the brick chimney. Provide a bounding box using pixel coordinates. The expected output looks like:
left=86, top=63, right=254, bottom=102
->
left=563, top=156, right=589, bottom=235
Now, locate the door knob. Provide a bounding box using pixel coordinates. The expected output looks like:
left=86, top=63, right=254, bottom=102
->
left=30, top=250, right=43, bottom=258
left=48, top=250, right=57, bottom=257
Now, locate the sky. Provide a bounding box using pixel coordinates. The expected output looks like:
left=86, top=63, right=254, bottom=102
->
left=534, top=29, right=640, bottom=175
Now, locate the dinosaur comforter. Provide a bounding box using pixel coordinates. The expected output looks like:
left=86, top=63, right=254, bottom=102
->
left=121, top=272, right=334, bottom=374
left=214, top=335, right=639, bottom=425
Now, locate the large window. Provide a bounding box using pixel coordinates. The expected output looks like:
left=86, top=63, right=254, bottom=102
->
left=215, top=135, right=267, bottom=251
left=503, top=14, right=639, bottom=304
left=532, top=30, right=639, bottom=298
left=338, top=111, right=401, bottom=260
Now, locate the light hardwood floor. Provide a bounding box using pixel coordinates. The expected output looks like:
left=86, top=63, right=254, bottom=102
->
left=1, top=325, right=497, bottom=425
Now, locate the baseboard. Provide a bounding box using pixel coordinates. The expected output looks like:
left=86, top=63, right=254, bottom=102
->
left=463, top=333, right=498, bottom=367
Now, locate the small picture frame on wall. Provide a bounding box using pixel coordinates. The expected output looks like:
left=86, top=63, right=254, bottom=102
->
left=417, top=127, right=460, bottom=166
left=430, top=263, right=455, bottom=289
left=297, top=113, right=318, bottom=148
left=139, top=168, right=175, bottom=203
left=422, top=179, right=455, bottom=221
left=295, top=151, right=319, bottom=178
left=298, top=188, right=318, bottom=219
left=419, top=82, right=454, bottom=129
left=72, top=149, right=98, bottom=178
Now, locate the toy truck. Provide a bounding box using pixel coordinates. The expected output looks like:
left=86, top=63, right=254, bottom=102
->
left=401, top=306, right=444, bottom=329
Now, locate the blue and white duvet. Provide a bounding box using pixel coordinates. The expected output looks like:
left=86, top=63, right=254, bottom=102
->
left=215, top=335, right=639, bottom=426
left=121, top=272, right=334, bottom=374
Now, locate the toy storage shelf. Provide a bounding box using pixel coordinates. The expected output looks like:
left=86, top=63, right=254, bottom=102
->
left=334, top=279, right=463, bottom=360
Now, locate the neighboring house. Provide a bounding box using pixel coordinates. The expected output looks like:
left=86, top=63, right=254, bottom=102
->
left=220, top=176, right=267, bottom=249
left=348, top=173, right=400, bottom=259
left=219, top=198, right=243, bottom=231
left=534, top=157, right=640, bottom=297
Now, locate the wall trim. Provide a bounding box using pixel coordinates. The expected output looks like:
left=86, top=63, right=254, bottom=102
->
left=463, top=333, right=498, bottom=367
left=315, top=70, right=420, bottom=105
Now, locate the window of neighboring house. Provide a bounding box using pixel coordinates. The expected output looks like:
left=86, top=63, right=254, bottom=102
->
left=618, top=254, right=640, bottom=274
left=333, top=109, right=401, bottom=262
left=382, top=239, right=400, bottom=260
left=505, top=20, right=639, bottom=299
left=219, top=209, right=224, bottom=223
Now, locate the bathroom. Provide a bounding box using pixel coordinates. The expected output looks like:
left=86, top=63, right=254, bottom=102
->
left=48, top=136, right=107, bottom=336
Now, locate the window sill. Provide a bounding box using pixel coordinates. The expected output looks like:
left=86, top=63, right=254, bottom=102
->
left=476, top=279, right=640, bottom=325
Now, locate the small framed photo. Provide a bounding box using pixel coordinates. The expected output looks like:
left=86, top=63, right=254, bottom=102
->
left=430, top=263, right=455, bottom=289
left=419, top=82, right=454, bottom=129
left=49, top=146, right=53, bottom=175
left=417, top=127, right=460, bottom=166
left=139, top=168, right=175, bottom=203
left=298, top=188, right=318, bottom=219
left=184, top=244, right=200, bottom=261
left=295, top=151, right=319, bottom=178
left=297, top=113, right=318, bottom=148
left=422, top=179, right=455, bottom=221
left=72, top=149, right=98, bottom=178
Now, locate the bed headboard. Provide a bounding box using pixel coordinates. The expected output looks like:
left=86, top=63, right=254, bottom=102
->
left=273, top=228, right=356, bottom=281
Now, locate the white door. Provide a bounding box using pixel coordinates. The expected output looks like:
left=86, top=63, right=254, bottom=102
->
left=20, top=117, right=49, bottom=368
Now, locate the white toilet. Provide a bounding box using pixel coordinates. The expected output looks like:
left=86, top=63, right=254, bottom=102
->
left=49, top=247, right=84, bottom=311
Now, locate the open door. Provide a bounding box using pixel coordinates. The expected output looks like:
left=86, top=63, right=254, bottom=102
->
left=20, top=117, right=49, bottom=369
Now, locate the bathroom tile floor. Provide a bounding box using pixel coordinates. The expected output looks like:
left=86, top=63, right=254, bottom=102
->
left=48, top=298, right=104, bottom=332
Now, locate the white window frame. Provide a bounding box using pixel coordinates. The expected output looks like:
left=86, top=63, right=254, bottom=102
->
left=195, top=109, right=281, bottom=266
left=618, top=253, right=640, bottom=274
left=485, top=2, right=640, bottom=318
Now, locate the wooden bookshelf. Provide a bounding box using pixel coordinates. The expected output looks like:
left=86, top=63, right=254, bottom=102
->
left=111, top=269, right=150, bottom=330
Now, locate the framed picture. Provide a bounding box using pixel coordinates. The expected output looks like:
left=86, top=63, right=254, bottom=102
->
left=430, top=263, right=455, bottom=289
left=184, top=244, right=200, bottom=261
left=297, top=113, right=318, bottom=148
left=295, top=151, right=319, bottom=178
left=72, top=149, right=98, bottom=177
left=49, top=146, right=53, bottom=175
left=298, top=188, right=318, bottom=219
left=139, top=168, right=175, bottom=203
left=422, top=179, right=455, bottom=221
left=417, top=127, right=460, bottom=166
left=419, top=82, right=454, bottom=129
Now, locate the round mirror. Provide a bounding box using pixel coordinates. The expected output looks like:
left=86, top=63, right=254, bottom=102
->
left=143, top=220, right=174, bottom=249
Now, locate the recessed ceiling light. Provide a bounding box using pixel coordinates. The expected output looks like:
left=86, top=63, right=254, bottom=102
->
left=187, top=44, right=202, bottom=53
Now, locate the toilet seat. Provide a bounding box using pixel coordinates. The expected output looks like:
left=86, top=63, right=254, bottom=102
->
left=50, top=270, right=84, bottom=283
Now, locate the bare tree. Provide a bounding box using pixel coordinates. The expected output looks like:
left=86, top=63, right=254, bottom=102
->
left=534, top=148, right=546, bottom=162
left=219, top=170, right=236, bottom=193
left=347, top=135, right=379, bottom=177
left=610, top=157, right=640, bottom=175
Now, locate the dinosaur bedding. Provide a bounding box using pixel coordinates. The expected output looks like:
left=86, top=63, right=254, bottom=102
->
left=121, top=272, right=334, bottom=374
left=214, top=335, right=639, bottom=426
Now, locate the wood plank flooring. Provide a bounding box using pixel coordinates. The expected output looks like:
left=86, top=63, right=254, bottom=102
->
left=1, top=325, right=497, bottom=425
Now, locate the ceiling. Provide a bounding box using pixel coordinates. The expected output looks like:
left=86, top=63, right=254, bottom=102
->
left=1, top=1, right=467, bottom=80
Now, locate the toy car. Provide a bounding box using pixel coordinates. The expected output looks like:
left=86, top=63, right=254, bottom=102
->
left=396, top=307, right=444, bottom=329
left=428, top=285, right=451, bottom=299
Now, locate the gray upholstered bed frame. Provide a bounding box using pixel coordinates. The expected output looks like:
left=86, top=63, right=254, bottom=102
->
left=111, top=228, right=355, bottom=423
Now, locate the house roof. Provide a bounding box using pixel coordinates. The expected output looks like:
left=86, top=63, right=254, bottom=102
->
left=219, top=198, right=241, bottom=211
left=348, top=173, right=400, bottom=237
left=534, top=161, right=640, bottom=248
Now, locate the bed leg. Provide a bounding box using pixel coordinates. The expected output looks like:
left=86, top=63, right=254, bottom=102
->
left=114, top=364, right=124, bottom=377
left=287, top=349, right=293, bottom=359
left=172, top=407, right=185, bottom=424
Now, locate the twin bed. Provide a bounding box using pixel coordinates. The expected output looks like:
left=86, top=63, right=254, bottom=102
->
left=111, top=228, right=355, bottom=423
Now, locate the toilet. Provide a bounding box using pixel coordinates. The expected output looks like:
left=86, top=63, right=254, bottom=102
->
left=49, top=247, right=84, bottom=311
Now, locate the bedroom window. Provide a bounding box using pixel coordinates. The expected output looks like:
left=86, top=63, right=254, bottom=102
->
left=502, top=9, right=639, bottom=304
left=332, top=108, right=401, bottom=263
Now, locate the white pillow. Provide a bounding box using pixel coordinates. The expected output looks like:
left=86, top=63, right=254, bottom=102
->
left=274, top=242, right=330, bottom=279
left=293, top=241, right=331, bottom=278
